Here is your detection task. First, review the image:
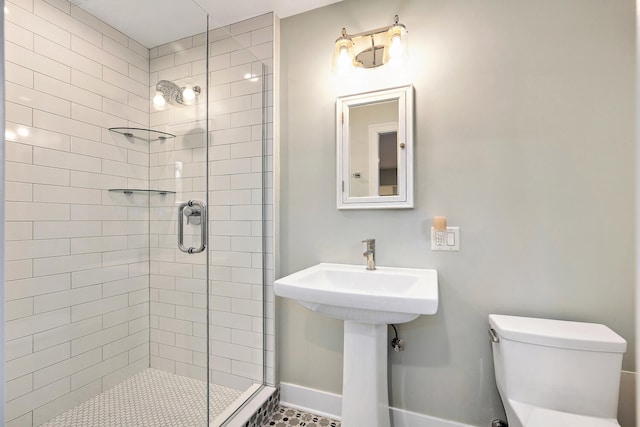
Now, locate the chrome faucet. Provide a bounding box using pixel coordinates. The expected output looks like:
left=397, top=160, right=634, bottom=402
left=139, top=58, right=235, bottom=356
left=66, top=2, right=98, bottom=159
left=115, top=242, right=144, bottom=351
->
left=362, top=239, right=376, bottom=270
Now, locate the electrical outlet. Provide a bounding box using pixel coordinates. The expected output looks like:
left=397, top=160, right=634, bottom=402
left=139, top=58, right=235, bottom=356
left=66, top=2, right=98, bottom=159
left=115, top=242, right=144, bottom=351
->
left=431, top=227, right=460, bottom=251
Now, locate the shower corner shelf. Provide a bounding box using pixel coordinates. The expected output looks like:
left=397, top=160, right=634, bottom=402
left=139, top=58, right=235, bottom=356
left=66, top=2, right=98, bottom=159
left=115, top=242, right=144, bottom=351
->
left=109, top=189, right=176, bottom=195
left=109, top=127, right=176, bottom=142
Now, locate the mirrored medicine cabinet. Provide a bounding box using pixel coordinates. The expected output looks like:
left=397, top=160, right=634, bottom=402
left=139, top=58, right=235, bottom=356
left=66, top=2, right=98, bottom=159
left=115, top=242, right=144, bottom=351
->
left=336, top=85, right=414, bottom=209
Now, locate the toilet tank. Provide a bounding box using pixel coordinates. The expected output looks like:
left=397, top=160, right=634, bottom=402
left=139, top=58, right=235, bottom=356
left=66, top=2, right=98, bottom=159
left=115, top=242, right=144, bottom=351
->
left=489, top=315, right=627, bottom=418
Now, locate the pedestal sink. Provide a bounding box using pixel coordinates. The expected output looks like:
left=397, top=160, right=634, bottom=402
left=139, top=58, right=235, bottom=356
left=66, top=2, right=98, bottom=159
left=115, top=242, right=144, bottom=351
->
left=274, top=263, right=438, bottom=427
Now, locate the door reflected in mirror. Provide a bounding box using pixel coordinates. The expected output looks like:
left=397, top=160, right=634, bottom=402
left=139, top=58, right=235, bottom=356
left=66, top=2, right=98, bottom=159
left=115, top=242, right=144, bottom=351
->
left=337, top=85, right=413, bottom=209
left=377, top=129, right=398, bottom=196
left=349, top=100, right=399, bottom=198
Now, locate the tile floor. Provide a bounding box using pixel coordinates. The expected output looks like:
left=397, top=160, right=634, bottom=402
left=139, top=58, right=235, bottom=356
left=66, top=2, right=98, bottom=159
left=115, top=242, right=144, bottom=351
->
left=41, top=368, right=242, bottom=426
left=261, top=406, right=341, bottom=427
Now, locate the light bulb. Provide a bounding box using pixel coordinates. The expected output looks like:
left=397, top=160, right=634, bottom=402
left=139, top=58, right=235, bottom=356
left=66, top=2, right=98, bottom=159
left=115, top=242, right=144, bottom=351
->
left=383, top=22, right=408, bottom=66
left=337, top=46, right=352, bottom=71
left=389, top=35, right=403, bottom=58
left=182, top=86, right=196, bottom=102
left=153, top=91, right=166, bottom=108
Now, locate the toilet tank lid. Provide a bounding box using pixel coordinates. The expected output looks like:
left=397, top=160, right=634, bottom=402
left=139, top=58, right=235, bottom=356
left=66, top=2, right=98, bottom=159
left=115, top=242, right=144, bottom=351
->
left=489, top=315, right=627, bottom=353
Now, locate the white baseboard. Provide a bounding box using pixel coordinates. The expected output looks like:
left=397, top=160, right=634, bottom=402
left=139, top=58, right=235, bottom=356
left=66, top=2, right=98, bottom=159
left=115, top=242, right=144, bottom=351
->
left=280, top=382, right=342, bottom=420
left=279, top=382, right=473, bottom=427
left=390, top=406, right=473, bottom=427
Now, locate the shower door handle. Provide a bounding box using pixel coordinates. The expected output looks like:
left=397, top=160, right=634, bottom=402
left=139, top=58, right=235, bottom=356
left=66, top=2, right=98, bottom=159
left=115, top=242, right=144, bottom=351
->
left=178, top=200, right=207, bottom=254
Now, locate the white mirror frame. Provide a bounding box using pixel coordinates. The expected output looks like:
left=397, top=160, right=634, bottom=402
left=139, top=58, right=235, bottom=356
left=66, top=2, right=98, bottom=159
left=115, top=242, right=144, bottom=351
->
left=336, top=85, right=414, bottom=209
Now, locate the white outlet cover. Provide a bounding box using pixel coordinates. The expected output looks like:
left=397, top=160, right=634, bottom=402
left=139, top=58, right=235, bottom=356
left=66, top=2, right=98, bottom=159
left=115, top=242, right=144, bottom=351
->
left=431, top=227, right=460, bottom=251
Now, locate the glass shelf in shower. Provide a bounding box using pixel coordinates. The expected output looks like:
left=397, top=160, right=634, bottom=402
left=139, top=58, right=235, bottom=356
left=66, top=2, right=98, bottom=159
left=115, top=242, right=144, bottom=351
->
left=108, top=189, right=176, bottom=195
left=108, top=127, right=175, bottom=142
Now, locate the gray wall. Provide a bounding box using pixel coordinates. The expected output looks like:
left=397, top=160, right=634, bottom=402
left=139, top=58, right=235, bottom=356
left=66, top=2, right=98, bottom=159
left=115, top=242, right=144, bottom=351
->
left=278, top=0, right=636, bottom=425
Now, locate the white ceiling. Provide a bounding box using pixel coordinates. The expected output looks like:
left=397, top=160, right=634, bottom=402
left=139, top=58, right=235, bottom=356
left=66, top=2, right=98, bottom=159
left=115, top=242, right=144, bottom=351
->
left=72, top=0, right=342, bottom=48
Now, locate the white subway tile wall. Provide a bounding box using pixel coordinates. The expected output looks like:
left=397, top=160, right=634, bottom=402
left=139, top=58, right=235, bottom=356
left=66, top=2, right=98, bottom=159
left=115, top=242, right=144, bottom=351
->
left=4, top=0, right=151, bottom=424
left=5, top=0, right=274, bottom=424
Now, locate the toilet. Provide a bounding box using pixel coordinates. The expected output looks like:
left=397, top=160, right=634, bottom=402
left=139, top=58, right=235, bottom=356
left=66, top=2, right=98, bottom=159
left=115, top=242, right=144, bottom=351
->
left=489, top=314, right=627, bottom=427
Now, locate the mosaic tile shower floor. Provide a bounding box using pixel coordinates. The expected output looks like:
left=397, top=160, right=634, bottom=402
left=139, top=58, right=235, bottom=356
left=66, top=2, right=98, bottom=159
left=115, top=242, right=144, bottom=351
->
left=41, top=368, right=242, bottom=426
left=261, top=406, right=341, bottom=427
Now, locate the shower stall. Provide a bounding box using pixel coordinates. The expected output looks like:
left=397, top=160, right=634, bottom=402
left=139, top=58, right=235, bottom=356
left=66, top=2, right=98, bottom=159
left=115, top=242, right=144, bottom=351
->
left=4, top=0, right=275, bottom=425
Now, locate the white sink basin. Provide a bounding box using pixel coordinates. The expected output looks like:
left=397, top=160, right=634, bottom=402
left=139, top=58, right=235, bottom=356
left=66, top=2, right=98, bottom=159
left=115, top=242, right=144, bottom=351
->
left=275, top=262, right=439, bottom=427
left=274, top=263, right=438, bottom=324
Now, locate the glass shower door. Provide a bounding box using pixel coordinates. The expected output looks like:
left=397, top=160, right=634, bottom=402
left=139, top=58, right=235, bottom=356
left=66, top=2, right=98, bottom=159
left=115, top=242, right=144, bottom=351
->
left=147, top=13, right=211, bottom=425
left=206, top=13, right=272, bottom=425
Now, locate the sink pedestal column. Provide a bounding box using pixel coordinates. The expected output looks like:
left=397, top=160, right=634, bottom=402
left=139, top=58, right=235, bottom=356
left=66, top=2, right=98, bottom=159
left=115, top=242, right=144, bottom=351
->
left=342, top=321, right=390, bottom=427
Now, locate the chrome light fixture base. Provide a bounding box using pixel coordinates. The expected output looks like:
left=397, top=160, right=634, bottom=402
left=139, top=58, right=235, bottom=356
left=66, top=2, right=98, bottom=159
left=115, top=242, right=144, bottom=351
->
left=332, top=15, right=408, bottom=73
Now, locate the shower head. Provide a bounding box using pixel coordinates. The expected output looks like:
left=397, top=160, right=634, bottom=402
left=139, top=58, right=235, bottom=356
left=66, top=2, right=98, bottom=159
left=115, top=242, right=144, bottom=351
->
left=154, top=80, right=201, bottom=107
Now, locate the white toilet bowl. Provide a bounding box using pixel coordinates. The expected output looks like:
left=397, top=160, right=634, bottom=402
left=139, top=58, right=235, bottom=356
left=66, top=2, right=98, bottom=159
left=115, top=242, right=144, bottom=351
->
left=489, top=315, right=626, bottom=427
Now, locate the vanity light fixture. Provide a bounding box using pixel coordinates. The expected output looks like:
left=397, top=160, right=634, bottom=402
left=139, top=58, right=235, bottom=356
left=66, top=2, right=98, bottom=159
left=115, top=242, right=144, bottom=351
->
left=332, top=15, right=408, bottom=74
left=153, top=80, right=201, bottom=108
